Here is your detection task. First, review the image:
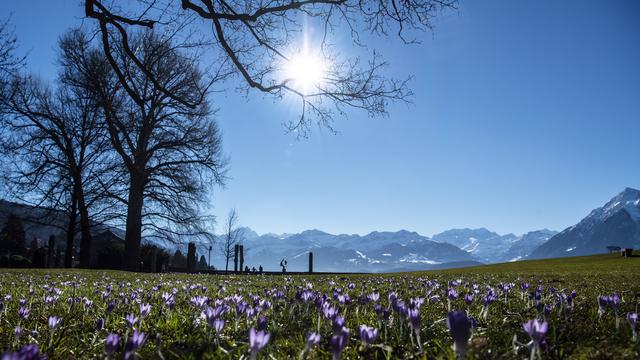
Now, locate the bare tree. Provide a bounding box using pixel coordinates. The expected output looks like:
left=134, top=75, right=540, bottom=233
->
left=0, top=16, right=25, bottom=94
left=83, top=0, right=455, bottom=135
left=0, top=58, right=112, bottom=267
left=220, top=208, right=243, bottom=272
left=63, top=30, right=227, bottom=271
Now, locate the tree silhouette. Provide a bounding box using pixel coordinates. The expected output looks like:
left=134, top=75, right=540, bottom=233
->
left=1, top=36, right=115, bottom=267
left=220, top=208, right=243, bottom=272
left=61, top=30, right=227, bottom=271
left=83, top=0, right=455, bottom=135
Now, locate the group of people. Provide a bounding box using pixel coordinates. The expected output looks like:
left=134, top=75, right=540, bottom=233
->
left=243, top=265, right=263, bottom=273
left=236, top=258, right=289, bottom=274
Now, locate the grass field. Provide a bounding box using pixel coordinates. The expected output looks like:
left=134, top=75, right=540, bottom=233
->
left=0, top=254, right=638, bottom=359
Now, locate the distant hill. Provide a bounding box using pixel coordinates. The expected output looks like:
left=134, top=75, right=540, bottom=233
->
left=529, top=187, right=640, bottom=259
left=0, top=199, right=69, bottom=248
left=0, top=199, right=123, bottom=250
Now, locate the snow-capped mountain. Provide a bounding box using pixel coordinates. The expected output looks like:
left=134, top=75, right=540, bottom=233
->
left=529, top=188, right=640, bottom=259
left=232, top=229, right=477, bottom=273
left=500, top=229, right=558, bottom=262
left=432, top=228, right=519, bottom=263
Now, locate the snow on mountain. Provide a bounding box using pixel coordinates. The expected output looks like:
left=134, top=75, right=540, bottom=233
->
left=529, top=187, right=640, bottom=259
left=212, top=228, right=476, bottom=272
left=500, top=229, right=558, bottom=262
left=432, top=228, right=519, bottom=263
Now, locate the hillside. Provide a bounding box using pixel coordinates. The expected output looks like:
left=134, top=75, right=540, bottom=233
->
left=433, top=253, right=640, bottom=275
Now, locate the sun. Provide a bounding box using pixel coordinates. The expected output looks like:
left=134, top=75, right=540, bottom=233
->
left=283, top=48, right=327, bottom=94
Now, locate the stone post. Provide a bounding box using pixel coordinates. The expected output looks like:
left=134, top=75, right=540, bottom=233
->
left=233, top=244, right=239, bottom=273
left=47, top=235, right=55, bottom=268
left=187, top=242, right=196, bottom=273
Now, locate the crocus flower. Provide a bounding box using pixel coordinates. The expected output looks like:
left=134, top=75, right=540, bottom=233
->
left=48, top=316, right=62, bottom=331
left=628, top=312, right=638, bottom=342
left=447, top=288, right=459, bottom=301
left=14, top=326, right=23, bottom=340
left=139, top=303, right=151, bottom=318
left=107, top=300, right=116, bottom=313
left=257, top=315, right=267, bottom=331
left=447, top=311, right=471, bottom=359
left=358, top=325, right=378, bottom=346
left=248, top=327, right=270, bottom=360
left=333, top=316, right=345, bottom=334
left=18, top=307, right=30, bottom=320
left=96, top=318, right=104, bottom=331
left=407, top=308, right=420, bottom=333
left=323, top=305, right=338, bottom=320
left=299, top=332, right=320, bottom=358
left=330, top=328, right=349, bottom=360
left=523, top=319, right=548, bottom=359
left=124, top=330, right=146, bottom=360
left=306, top=332, right=320, bottom=348
left=464, top=294, right=474, bottom=306
left=2, top=344, right=43, bottom=360
left=125, top=313, right=138, bottom=328
left=105, top=333, right=120, bottom=354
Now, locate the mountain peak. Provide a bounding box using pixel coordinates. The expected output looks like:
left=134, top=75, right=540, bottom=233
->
left=597, top=187, right=640, bottom=222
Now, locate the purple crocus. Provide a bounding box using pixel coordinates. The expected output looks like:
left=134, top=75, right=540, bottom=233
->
left=18, top=306, right=30, bottom=320
left=523, top=319, right=548, bottom=359
left=125, top=313, right=138, bottom=328
left=330, top=328, right=349, bottom=360
left=447, top=311, right=472, bottom=359
left=124, top=330, right=146, bottom=360
left=332, top=316, right=346, bottom=334
left=464, top=294, right=474, bottom=306
left=306, top=332, right=320, bottom=348
left=628, top=312, right=638, bottom=342
left=107, top=300, right=116, bottom=313
left=48, top=316, right=62, bottom=331
left=257, top=315, right=268, bottom=331
left=358, top=325, right=378, bottom=346
left=105, top=333, right=120, bottom=354
left=14, top=326, right=23, bottom=340
left=213, top=318, right=225, bottom=333
left=407, top=308, right=420, bottom=333
left=139, top=303, right=151, bottom=318
left=323, top=305, right=339, bottom=320
left=248, top=327, right=270, bottom=360
left=1, top=344, right=43, bottom=360
left=299, top=332, right=320, bottom=358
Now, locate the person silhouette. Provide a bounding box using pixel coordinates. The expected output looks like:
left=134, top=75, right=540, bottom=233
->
left=259, top=265, right=263, bottom=273
left=279, top=258, right=288, bottom=273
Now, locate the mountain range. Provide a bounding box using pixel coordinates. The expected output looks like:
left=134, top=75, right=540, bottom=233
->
left=1, top=187, right=639, bottom=272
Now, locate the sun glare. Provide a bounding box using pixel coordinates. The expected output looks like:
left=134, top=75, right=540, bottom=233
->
left=283, top=49, right=327, bottom=94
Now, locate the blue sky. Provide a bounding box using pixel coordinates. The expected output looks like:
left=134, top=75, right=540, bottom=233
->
left=2, top=1, right=639, bottom=237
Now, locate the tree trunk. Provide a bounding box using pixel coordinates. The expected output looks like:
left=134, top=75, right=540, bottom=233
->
left=123, top=175, right=145, bottom=271
left=77, top=186, right=92, bottom=268
left=65, top=190, right=78, bottom=268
